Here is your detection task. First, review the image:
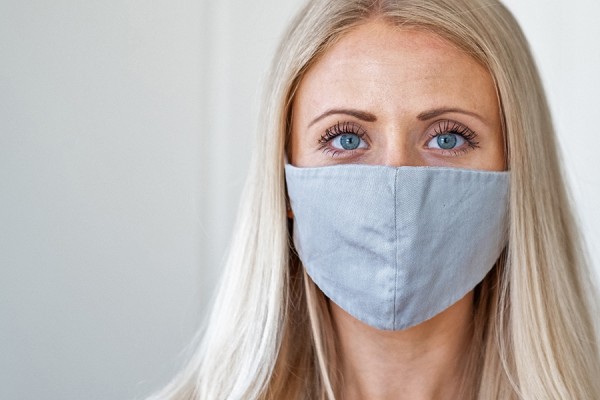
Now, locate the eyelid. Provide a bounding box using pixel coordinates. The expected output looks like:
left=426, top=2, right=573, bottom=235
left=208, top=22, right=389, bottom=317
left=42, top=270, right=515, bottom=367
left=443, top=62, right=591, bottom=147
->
left=319, top=121, right=368, bottom=141
left=430, top=119, right=473, bottom=135
left=318, top=121, right=370, bottom=147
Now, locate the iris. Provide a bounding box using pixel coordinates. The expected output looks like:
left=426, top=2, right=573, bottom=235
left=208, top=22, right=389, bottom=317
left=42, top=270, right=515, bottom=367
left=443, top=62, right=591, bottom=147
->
left=339, top=134, right=361, bottom=150
left=437, top=134, right=457, bottom=149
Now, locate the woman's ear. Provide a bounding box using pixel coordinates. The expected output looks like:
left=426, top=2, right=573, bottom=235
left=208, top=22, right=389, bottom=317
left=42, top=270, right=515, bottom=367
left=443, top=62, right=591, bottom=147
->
left=286, top=199, right=294, bottom=219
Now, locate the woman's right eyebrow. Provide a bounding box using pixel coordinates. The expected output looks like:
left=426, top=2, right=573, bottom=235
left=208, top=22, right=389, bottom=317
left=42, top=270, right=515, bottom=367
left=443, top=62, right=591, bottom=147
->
left=308, top=108, right=377, bottom=128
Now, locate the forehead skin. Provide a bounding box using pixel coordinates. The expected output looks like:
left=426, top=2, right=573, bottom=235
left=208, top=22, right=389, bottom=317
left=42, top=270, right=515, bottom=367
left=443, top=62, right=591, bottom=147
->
left=290, top=20, right=504, bottom=170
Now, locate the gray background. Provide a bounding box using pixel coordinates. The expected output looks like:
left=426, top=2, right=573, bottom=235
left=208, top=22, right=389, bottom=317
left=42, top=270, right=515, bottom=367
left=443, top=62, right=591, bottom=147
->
left=1, top=1, right=598, bottom=399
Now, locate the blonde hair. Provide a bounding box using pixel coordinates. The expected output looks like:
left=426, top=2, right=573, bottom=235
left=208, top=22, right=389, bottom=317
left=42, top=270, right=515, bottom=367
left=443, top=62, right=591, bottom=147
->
left=150, top=1, right=600, bottom=399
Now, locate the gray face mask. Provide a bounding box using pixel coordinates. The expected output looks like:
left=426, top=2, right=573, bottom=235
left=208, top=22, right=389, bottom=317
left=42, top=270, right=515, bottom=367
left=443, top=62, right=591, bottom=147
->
left=285, top=163, right=509, bottom=331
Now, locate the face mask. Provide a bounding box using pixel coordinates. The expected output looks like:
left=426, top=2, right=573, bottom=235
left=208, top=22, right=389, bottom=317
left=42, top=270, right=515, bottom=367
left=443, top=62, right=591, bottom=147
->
left=285, top=163, right=509, bottom=331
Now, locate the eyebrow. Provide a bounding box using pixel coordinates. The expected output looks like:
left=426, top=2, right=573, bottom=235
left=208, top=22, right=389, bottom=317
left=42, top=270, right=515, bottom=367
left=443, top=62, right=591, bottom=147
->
left=308, top=108, right=377, bottom=128
left=417, top=107, right=486, bottom=123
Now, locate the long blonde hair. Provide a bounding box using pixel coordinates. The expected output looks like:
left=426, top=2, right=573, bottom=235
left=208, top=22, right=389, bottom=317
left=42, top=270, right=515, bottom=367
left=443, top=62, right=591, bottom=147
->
left=151, top=1, right=600, bottom=399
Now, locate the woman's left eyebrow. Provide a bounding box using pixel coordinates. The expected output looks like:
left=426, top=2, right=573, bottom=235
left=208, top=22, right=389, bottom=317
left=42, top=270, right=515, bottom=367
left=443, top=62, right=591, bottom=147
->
left=308, top=108, right=377, bottom=128
left=417, top=107, right=487, bottom=123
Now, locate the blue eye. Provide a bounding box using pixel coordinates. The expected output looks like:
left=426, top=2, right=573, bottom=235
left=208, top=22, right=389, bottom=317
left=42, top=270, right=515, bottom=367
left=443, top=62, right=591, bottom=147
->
left=318, top=121, right=369, bottom=157
left=426, top=120, right=480, bottom=154
left=332, top=133, right=364, bottom=150
left=332, top=133, right=361, bottom=150
left=428, top=133, right=465, bottom=150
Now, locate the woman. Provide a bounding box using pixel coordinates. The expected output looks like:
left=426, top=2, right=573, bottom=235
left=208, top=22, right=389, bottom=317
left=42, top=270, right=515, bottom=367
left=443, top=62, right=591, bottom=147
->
left=152, top=0, right=600, bottom=399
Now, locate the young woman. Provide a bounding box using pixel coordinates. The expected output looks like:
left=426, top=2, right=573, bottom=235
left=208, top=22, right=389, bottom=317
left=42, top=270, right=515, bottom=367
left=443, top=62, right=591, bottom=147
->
left=152, top=0, right=600, bottom=398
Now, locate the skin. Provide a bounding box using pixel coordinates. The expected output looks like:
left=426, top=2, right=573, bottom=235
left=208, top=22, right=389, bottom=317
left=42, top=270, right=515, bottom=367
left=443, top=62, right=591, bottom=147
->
left=289, top=20, right=505, bottom=400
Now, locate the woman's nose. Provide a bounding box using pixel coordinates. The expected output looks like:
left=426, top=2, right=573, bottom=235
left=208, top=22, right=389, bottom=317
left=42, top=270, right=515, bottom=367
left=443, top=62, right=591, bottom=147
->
left=379, top=132, right=424, bottom=167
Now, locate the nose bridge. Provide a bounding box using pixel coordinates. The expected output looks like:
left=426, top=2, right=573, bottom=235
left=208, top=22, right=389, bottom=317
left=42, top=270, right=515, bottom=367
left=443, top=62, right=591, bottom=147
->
left=381, top=123, right=420, bottom=167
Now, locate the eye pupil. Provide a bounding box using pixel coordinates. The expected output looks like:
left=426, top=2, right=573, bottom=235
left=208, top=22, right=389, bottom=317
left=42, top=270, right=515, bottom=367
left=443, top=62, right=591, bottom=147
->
left=437, top=134, right=457, bottom=149
left=340, top=134, right=360, bottom=150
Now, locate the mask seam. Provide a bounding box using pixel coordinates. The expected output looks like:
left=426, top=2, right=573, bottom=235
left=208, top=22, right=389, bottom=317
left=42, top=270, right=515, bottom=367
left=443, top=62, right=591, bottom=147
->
left=393, top=168, right=399, bottom=330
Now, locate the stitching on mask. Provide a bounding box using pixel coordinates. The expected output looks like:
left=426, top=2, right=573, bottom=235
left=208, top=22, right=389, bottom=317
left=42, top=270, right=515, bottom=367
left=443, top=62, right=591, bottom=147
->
left=393, top=168, right=399, bottom=330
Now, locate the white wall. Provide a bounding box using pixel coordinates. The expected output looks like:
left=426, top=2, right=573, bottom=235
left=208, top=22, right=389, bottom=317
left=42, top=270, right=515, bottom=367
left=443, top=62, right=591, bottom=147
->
left=0, top=1, right=598, bottom=399
left=0, top=2, right=204, bottom=399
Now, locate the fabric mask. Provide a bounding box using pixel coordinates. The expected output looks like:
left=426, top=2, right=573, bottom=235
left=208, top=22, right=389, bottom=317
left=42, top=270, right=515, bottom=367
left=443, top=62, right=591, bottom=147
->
left=285, top=163, right=509, bottom=331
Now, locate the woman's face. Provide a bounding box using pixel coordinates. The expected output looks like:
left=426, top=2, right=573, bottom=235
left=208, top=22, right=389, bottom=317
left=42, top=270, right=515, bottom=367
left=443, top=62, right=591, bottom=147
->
left=289, top=20, right=505, bottom=171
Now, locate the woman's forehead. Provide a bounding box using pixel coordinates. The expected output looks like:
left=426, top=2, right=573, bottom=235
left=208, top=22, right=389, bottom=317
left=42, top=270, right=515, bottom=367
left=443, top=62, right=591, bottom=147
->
left=294, top=20, right=498, bottom=125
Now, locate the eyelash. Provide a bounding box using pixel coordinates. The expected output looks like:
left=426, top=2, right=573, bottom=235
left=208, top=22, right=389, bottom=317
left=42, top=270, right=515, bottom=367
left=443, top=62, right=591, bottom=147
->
left=428, top=120, right=480, bottom=156
left=317, top=121, right=367, bottom=157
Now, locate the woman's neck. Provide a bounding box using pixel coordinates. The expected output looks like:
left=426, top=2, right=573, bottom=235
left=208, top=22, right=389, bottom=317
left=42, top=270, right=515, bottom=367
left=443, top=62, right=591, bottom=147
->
left=331, top=292, right=474, bottom=400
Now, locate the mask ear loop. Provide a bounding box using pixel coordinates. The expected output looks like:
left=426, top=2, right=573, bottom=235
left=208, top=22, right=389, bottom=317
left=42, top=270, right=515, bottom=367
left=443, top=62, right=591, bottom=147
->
left=283, top=154, right=294, bottom=219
